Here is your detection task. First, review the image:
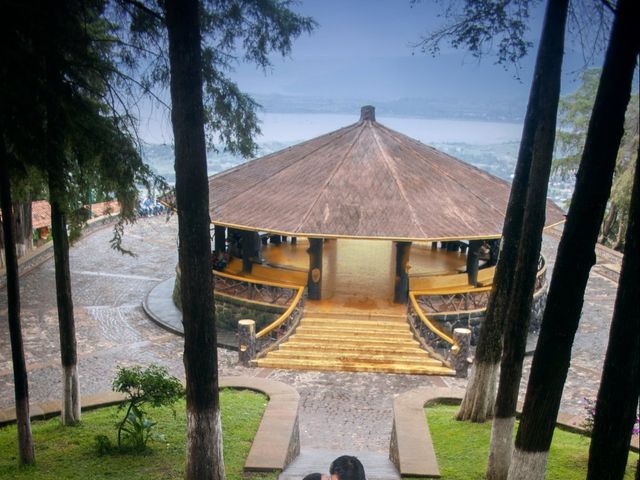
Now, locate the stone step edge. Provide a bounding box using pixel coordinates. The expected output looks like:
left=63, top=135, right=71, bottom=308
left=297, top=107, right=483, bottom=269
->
left=266, top=351, right=443, bottom=366
left=0, top=376, right=302, bottom=474
left=255, top=360, right=454, bottom=375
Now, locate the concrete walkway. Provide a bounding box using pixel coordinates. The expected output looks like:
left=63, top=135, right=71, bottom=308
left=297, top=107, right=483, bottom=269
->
left=0, top=215, right=629, bottom=471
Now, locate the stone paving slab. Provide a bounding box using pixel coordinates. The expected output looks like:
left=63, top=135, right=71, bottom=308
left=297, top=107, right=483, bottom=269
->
left=0, top=215, right=634, bottom=459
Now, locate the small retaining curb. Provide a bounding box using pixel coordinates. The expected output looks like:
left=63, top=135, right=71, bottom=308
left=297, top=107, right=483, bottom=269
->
left=0, top=375, right=301, bottom=473
left=389, top=388, right=638, bottom=478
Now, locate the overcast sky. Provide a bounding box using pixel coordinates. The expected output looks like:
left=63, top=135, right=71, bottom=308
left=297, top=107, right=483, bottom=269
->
left=230, top=0, right=599, bottom=102
left=140, top=1, right=610, bottom=144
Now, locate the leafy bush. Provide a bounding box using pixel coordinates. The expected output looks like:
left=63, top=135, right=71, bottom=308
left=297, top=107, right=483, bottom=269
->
left=112, top=365, right=184, bottom=451
left=93, top=434, right=113, bottom=456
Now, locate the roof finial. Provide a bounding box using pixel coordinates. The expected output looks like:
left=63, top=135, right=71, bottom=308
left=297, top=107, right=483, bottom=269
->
left=360, top=105, right=376, bottom=122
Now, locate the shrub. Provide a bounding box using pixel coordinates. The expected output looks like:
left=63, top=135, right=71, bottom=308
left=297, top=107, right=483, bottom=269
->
left=112, top=365, right=184, bottom=451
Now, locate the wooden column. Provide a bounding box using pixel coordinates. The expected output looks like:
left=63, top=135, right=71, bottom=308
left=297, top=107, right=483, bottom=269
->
left=242, top=231, right=261, bottom=273
left=466, top=240, right=483, bottom=286
left=214, top=225, right=226, bottom=253
left=307, top=238, right=323, bottom=300
left=394, top=241, right=412, bottom=304
left=237, top=319, right=256, bottom=366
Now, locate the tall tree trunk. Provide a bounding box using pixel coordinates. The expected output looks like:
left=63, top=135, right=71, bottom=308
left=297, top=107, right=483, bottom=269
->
left=164, top=1, right=224, bottom=479
left=48, top=177, right=81, bottom=425
left=14, top=200, right=32, bottom=258
left=45, top=14, right=81, bottom=423
left=457, top=0, right=567, bottom=424
left=598, top=203, right=617, bottom=244
left=509, top=1, right=639, bottom=478
left=0, top=147, right=36, bottom=465
left=486, top=1, right=568, bottom=478
left=586, top=150, right=640, bottom=479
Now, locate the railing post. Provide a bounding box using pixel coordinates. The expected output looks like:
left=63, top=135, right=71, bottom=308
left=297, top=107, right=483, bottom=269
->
left=452, top=327, right=471, bottom=378
left=238, top=319, right=256, bottom=366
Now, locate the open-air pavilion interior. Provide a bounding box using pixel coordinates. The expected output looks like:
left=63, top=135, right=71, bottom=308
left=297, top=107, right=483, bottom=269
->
left=207, top=106, right=565, bottom=375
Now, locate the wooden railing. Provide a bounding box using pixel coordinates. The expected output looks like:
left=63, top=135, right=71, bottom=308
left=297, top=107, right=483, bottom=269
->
left=408, top=255, right=548, bottom=359
left=214, top=270, right=299, bottom=307
left=212, top=270, right=305, bottom=357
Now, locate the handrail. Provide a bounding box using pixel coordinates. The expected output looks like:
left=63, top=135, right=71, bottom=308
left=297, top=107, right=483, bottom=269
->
left=409, top=292, right=455, bottom=346
left=214, top=268, right=305, bottom=290
left=411, top=285, right=492, bottom=297
left=256, top=286, right=305, bottom=339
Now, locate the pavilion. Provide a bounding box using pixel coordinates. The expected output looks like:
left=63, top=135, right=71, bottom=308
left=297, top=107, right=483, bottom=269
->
left=206, top=106, right=565, bottom=375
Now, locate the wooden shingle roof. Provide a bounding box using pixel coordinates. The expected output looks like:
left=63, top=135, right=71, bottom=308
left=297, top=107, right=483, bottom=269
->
left=208, top=106, right=565, bottom=241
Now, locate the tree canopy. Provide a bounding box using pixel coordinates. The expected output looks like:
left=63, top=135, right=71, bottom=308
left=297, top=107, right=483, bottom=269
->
left=554, top=67, right=639, bottom=249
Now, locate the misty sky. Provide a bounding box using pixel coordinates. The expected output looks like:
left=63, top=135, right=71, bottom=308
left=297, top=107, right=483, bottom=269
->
left=231, top=0, right=598, bottom=102
left=140, top=1, right=609, bottom=144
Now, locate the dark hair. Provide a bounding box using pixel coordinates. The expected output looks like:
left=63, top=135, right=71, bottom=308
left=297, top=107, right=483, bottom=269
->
left=302, top=474, right=323, bottom=480
left=329, top=455, right=366, bottom=480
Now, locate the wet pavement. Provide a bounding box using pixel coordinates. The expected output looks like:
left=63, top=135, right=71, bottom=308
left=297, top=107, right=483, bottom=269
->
left=0, top=216, right=624, bottom=452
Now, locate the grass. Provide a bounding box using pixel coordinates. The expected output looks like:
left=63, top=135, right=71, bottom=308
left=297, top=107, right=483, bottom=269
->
left=411, top=403, right=639, bottom=480
left=0, top=388, right=277, bottom=480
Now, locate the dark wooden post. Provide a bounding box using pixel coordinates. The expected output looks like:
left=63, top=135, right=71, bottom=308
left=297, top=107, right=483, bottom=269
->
left=270, top=235, right=282, bottom=245
left=307, top=238, right=323, bottom=300
left=237, top=319, right=256, bottom=366
left=453, top=328, right=471, bottom=378
left=241, top=231, right=260, bottom=273
left=466, top=240, right=483, bottom=286
left=214, top=225, right=226, bottom=253
left=394, top=241, right=412, bottom=304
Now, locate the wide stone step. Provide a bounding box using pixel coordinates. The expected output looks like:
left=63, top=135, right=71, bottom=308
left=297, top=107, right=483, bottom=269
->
left=294, top=324, right=414, bottom=338
left=301, top=317, right=409, bottom=328
left=266, top=349, right=444, bottom=366
left=284, top=333, right=421, bottom=348
left=278, top=342, right=423, bottom=356
left=302, top=310, right=407, bottom=322
left=256, top=357, right=456, bottom=376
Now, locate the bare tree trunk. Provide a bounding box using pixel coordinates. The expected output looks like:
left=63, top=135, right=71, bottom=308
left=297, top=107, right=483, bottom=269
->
left=486, top=1, right=569, bottom=478
left=164, top=1, right=224, bottom=479
left=586, top=148, right=640, bottom=479
left=613, top=211, right=626, bottom=251
left=598, top=203, right=617, bottom=244
left=0, top=146, right=35, bottom=465
left=457, top=0, right=567, bottom=425
left=14, top=200, right=32, bottom=258
left=509, top=1, right=639, bottom=478
left=48, top=182, right=81, bottom=425
left=46, top=24, right=81, bottom=424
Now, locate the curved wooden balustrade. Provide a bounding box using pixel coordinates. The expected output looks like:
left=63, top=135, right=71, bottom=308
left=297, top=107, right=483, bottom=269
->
left=409, top=255, right=548, bottom=356
left=212, top=269, right=305, bottom=355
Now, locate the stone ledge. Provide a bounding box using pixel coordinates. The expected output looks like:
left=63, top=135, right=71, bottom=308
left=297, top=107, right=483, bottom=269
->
left=219, top=376, right=300, bottom=472
left=0, top=375, right=301, bottom=473
left=390, top=387, right=464, bottom=478
left=390, top=388, right=638, bottom=479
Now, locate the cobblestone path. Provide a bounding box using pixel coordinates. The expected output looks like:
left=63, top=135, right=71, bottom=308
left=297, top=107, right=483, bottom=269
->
left=0, top=217, right=622, bottom=452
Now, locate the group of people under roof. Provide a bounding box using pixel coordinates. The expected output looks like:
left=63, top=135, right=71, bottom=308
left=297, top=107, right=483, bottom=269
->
left=303, top=455, right=366, bottom=480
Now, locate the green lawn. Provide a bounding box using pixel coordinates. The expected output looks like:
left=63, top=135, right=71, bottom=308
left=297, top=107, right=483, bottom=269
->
left=0, top=388, right=277, bottom=480
left=412, top=403, right=638, bottom=480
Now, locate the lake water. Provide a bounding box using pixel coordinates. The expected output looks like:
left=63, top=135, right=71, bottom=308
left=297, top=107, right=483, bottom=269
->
left=257, top=112, right=524, bottom=146
left=141, top=110, right=524, bottom=147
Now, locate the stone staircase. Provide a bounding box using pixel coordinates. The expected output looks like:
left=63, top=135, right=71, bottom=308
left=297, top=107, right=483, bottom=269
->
left=256, top=308, right=455, bottom=375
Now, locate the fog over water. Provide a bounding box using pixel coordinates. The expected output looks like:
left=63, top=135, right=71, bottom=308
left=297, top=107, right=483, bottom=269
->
left=257, top=112, right=523, bottom=145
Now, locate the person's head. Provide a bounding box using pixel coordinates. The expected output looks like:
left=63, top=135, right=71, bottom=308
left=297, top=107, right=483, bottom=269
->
left=329, top=455, right=366, bottom=480
left=303, top=474, right=326, bottom=480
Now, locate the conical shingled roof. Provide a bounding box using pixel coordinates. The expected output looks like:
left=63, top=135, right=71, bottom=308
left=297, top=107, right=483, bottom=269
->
left=208, top=106, right=565, bottom=241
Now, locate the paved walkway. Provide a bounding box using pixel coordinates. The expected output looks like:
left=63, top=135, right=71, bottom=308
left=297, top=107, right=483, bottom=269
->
left=0, top=216, right=623, bottom=456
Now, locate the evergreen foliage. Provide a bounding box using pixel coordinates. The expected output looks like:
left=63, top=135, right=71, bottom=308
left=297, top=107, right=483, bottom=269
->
left=554, top=68, right=638, bottom=249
